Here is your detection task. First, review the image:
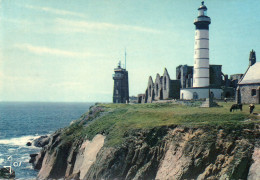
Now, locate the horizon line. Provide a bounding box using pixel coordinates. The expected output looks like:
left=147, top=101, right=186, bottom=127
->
left=0, top=101, right=110, bottom=103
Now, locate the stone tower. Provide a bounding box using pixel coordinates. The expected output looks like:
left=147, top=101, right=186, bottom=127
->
left=113, top=61, right=129, bottom=103
left=193, top=1, right=211, bottom=88
left=249, top=49, right=256, bottom=66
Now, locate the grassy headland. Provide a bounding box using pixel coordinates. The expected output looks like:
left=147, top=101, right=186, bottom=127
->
left=62, top=102, right=260, bottom=147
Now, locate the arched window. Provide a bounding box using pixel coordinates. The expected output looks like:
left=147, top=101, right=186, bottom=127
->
left=211, top=92, right=214, bottom=98
left=156, top=84, right=159, bottom=96
left=193, top=92, right=198, bottom=99
left=164, top=77, right=167, bottom=90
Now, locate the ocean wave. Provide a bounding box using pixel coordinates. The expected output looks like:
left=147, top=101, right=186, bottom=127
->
left=8, top=148, right=16, bottom=151
left=0, top=135, right=41, bottom=147
left=20, top=154, right=31, bottom=162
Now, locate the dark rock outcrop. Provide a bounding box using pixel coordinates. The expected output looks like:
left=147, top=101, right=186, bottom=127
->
left=33, top=135, right=49, bottom=147
left=0, top=167, right=15, bottom=179
left=29, top=154, right=38, bottom=163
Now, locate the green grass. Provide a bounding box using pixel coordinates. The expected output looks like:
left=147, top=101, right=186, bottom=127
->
left=62, top=102, right=260, bottom=147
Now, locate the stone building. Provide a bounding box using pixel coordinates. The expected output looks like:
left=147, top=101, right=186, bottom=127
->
left=138, top=68, right=181, bottom=103
left=138, top=62, right=242, bottom=102
left=176, top=65, right=193, bottom=88
left=162, top=68, right=180, bottom=100
left=143, top=89, right=148, bottom=103
left=129, top=96, right=138, bottom=103
left=147, top=76, right=155, bottom=103
left=162, top=68, right=172, bottom=99
left=209, top=65, right=223, bottom=88
left=154, top=74, right=163, bottom=100
left=221, top=74, right=243, bottom=98
left=176, top=65, right=244, bottom=100
left=230, top=74, right=243, bottom=88
left=137, top=94, right=145, bottom=103
left=177, top=64, right=225, bottom=89
left=237, top=50, right=260, bottom=104
left=112, top=62, right=129, bottom=103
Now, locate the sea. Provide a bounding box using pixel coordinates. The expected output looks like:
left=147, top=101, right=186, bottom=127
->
left=0, top=102, right=94, bottom=179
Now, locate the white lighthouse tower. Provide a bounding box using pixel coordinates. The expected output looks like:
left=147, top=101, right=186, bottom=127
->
left=180, top=1, right=222, bottom=100
left=193, top=1, right=211, bottom=88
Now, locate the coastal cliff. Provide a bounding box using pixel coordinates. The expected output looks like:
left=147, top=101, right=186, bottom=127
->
left=30, top=103, right=260, bottom=180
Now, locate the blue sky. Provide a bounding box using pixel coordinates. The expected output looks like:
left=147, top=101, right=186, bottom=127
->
left=0, top=0, right=260, bottom=102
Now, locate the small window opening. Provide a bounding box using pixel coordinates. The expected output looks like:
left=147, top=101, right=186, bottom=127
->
left=252, top=89, right=256, bottom=96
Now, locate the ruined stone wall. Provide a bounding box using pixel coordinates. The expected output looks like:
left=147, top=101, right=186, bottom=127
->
left=230, top=74, right=243, bottom=89
left=147, top=76, right=155, bottom=103
left=137, top=94, right=144, bottom=103
left=137, top=63, right=242, bottom=102
left=176, top=65, right=193, bottom=88
left=154, top=74, right=163, bottom=100
left=209, top=65, right=223, bottom=88
left=222, top=87, right=235, bottom=98
left=142, top=89, right=148, bottom=103
left=170, top=80, right=181, bottom=99
left=176, top=64, right=224, bottom=89
left=162, top=69, right=171, bottom=99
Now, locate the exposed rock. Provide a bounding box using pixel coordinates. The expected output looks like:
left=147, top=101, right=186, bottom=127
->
left=29, top=153, right=38, bottom=163
left=30, top=150, right=45, bottom=170
left=84, top=127, right=169, bottom=180
left=248, top=148, right=260, bottom=180
left=26, top=142, right=32, bottom=146
left=0, top=167, right=15, bottom=179
left=31, top=116, right=260, bottom=180
left=33, top=135, right=49, bottom=147
left=72, top=134, right=105, bottom=179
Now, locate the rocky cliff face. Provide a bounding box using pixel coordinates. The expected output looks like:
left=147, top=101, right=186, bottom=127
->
left=30, top=105, right=260, bottom=180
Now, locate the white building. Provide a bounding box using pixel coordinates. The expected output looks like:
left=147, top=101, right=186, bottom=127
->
left=237, top=50, right=260, bottom=104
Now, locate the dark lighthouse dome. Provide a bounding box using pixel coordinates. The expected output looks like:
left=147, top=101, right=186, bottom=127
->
left=198, top=1, right=207, bottom=11
left=194, top=1, right=211, bottom=30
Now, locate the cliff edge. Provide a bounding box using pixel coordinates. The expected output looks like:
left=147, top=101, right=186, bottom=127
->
left=30, top=103, right=260, bottom=180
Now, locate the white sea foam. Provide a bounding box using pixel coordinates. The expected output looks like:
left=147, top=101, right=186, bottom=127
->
left=0, top=158, right=4, bottom=164
left=8, top=148, right=16, bottom=151
left=20, top=154, right=31, bottom=162
left=0, top=135, right=40, bottom=147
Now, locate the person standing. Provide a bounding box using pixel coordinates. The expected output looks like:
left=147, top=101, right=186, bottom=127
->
left=249, top=104, right=255, bottom=114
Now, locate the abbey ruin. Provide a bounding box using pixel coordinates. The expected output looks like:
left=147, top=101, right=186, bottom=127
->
left=113, top=2, right=259, bottom=104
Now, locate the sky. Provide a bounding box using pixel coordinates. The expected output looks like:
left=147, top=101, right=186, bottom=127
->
left=0, top=0, right=260, bottom=102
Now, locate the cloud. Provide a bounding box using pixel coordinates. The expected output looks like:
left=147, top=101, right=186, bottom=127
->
left=51, top=81, right=82, bottom=88
left=25, top=5, right=86, bottom=18
left=14, top=43, right=98, bottom=58
left=56, top=18, right=161, bottom=34
left=0, top=18, right=31, bottom=25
